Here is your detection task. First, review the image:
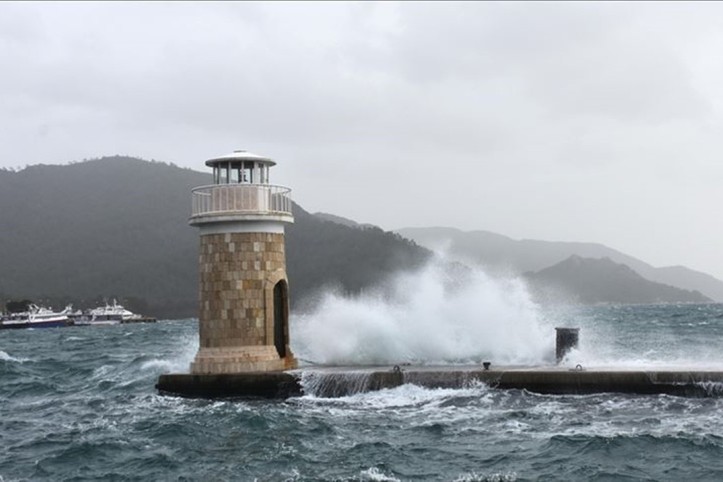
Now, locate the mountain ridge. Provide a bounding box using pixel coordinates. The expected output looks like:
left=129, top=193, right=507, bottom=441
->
left=1, top=158, right=716, bottom=316
left=524, top=255, right=710, bottom=304
left=0, top=157, right=430, bottom=317
left=395, top=226, right=723, bottom=302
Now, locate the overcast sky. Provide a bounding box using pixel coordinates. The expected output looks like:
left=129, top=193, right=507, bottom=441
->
left=2, top=2, right=723, bottom=278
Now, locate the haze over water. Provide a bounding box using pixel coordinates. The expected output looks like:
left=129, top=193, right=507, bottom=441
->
left=2, top=266, right=723, bottom=480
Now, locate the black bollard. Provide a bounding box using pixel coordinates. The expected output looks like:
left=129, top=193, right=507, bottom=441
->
left=555, top=327, right=579, bottom=363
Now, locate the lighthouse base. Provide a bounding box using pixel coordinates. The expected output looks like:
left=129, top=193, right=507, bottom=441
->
left=190, top=346, right=297, bottom=374
left=158, top=371, right=302, bottom=398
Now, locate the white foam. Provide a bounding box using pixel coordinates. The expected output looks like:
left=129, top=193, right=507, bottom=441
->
left=452, top=473, right=518, bottom=482
left=0, top=473, right=23, bottom=482
left=359, top=467, right=401, bottom=482
left=0, top=350, right=28, bottom=363
left=144, top=333, right=198, bottom=374
left=140, top=359, right=176, bottom=372
left=292, top=258, right=553, bottom=366
left=558, top=331, right=723, bottom=370
left=298, top=382, right=490, bottom=411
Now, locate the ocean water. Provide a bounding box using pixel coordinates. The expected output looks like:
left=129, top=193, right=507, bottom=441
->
left=2, top=302, right=723, bottom=481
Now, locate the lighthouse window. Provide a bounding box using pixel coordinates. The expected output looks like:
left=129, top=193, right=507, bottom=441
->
left=241, top=161, right=253, bottom=183
left=218, top=165, right=228, bottom=184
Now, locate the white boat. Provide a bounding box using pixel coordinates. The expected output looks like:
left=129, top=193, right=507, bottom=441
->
left=74, top=300, right=155, bottom=325
left=0, top=304, right=72, bottom=329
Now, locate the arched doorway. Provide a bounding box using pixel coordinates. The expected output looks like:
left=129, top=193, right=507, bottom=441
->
left=273, top=280, right=288, bottom=358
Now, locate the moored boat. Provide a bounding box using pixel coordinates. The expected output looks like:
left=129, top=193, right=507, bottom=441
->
left=0, top=304, right=72, bottom=329
left=73, top=300, right=156, bottom=326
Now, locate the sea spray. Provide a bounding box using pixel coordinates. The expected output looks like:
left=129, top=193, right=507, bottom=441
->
left=553, top=304, right=723, bottom=369
left=140, top=330, right=198, bottom=374
left=292, top=259, right=553, bottom=365
left=300, top=370, right=377, bottom=397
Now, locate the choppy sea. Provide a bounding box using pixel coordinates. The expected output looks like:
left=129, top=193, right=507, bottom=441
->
left=2, top=301, right=723, bottom=481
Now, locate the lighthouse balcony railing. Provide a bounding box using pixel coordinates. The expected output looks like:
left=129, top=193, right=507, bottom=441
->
left=191, top=184, right=293, bottom=218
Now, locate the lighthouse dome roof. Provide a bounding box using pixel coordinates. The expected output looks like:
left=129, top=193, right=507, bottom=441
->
left=205, top=150, right=276, bottom=167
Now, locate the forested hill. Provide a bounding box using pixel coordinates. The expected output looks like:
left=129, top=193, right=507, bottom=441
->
left=0, top=158, right=203, bottom=317
left=0, top=157, right=430, bottom=318
left=287, top=207, right=430, bottom=309
left=524, top=256, right=710, bottom=305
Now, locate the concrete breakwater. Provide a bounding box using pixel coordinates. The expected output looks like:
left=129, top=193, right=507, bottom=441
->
left=156, top=365, right=723, bottom=399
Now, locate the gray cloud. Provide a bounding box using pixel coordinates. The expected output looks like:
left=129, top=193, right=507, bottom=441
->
left=2, top=2, right=723, bottom=278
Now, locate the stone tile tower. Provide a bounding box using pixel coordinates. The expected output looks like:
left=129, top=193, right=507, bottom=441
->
left=189, top=150, right=296, bottom=373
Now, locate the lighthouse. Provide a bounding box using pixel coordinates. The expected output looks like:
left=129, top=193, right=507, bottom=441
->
left=188, top=150, right=296, bottom=373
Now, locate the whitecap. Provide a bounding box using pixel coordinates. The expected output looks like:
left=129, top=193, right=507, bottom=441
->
left=145, top=333, right=197, bottom=374
left=140, top=359, right=176, bottom=372
left=359, top=467, right=401, bottom=482
left=452, top=472, right=518, bottom=482
left=298, top=381, right=490, bottom=413
left=0, top=350, right=28, bottom=363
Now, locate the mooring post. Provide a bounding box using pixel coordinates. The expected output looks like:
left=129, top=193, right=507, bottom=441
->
left=555, top=327, right=579, bottom=363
